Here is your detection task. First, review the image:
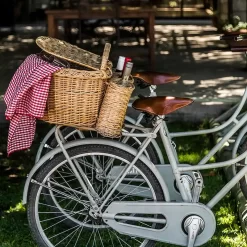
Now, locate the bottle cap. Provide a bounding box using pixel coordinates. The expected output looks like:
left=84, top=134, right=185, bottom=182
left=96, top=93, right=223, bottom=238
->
left=116, top=56, right=125, bottom=71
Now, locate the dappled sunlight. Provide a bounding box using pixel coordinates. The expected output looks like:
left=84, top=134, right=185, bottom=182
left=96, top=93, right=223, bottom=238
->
left=216, top=88, right=244, bottom=98
left=192, top=51, right=242, bottom=62
left=119, top=41, right=141, bottom=46
left=156, top=36, right=168, bottom=41
left=21, top=39, right=35, bottom=43
left=186, top=35, right=221, bottom=42
left=160, top=50, right=169, bottom=55
left=183, top=80, right=196, bottom=85
left=0, top=32, right=37, bottom=54
left=6, top=35, right=15, bottom=41
left=219, top=235, right=247, bottom=246
left=95, top=26, right=116, bottom=35
left=200, top=76, right=245, bottom=86
left=6, top=202, right=26, bottom=213
left=202, top=101, right=224, bottom=105
left=0, top=22, right=246, bottom=104
left=25, top=26, right=34, bottom=31
left=216, top=206, right=236, bottom=225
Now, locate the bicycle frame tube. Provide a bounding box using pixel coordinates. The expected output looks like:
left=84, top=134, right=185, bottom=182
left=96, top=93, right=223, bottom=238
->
left=197, top=110, right=247, bottom=165
left=169, top=86, right=247, bottom=138
left=125, top=115, right=165, bottom=164
left=35, top=125, right=56, bottom=163
left=231, top=125, right=247, bottom=175
left=157, top=108, right=247, bottom=206
left=158, top=123, right=190, bottom=202
left=100, top=120, right=163, bottom=209
left=163, top=121, right=179, bottom=163
left=206, top=164, right=247, bottom=208
left=54, top=127, right=99, bottom=210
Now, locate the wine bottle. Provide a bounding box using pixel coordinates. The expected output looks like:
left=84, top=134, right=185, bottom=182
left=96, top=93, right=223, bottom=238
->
left=121, top=62, right=133, bottom=87
left=115, top=56, right=126, bottom=73
left=122, top=57, right=132, bottom=75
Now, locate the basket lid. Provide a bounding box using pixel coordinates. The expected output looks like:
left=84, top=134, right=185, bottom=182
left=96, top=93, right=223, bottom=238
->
left=36, top=36, right=112, bottom=71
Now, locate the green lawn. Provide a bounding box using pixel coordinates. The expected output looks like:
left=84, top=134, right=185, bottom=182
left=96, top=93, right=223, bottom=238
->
left=0, top=121, right=247, bottom=246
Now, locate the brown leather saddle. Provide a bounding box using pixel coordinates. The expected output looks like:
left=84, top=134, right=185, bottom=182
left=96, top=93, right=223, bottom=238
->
left=132, top=96, right=193, bottom=116
left=132, top=71, right=180, bottom=85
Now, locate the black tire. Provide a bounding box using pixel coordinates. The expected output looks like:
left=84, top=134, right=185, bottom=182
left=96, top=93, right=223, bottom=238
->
left=237, top=140, right=247, bottom=199
left=27, top=144, right=165, bottom=247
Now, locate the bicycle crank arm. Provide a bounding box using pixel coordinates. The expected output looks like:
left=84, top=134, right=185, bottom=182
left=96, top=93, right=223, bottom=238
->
left=102, top=202, right=215, bottom=246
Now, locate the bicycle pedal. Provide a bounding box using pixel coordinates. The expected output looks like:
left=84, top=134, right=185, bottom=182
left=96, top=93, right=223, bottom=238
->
left=184, top=215, right=205, bottom=247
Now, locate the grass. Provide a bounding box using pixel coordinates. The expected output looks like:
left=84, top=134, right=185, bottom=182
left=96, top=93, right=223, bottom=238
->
left=0, top=121, right=247, bottom=246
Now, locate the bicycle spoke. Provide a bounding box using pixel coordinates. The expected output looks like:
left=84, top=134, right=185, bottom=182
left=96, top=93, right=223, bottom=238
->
left=56, top=171, right=80, bottom=199
left=107, top=228, right=115, bottom=246
left=54, top=225, right=81, bottom=246
left=96, top=227, right=105, bottom=247
left=30, top=149, right=161, bottom=247
left=85, top=228, right=95, bottom=247
left=42, top=207, right=87, bottom=231
left=50, top=224, right=80, bottom=240
left=71, top=225, right=83, bottom=247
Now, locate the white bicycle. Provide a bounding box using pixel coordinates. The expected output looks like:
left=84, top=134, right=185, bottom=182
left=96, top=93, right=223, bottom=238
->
left=24, top=34, right=247, bottom=247
left=23, top=84, right=247, bottom=246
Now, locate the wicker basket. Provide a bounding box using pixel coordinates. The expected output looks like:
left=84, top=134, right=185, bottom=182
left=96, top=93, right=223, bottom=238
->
left=38, top=37, right=112, bottom=129
left=96, top=77, right=134, bottom=138
left=36, top=36, right=112, bottom=70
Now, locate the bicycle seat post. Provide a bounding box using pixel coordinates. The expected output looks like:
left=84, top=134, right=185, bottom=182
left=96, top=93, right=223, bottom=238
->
left=149, top=85, right=157, bottom=96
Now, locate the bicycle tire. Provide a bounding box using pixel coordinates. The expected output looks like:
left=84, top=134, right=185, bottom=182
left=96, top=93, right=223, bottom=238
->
left=237, top=140, right=247, bottom=199
left=27, top=144, right=165, bottom=247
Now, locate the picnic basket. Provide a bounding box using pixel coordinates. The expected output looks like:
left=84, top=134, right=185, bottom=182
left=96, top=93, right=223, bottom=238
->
left=36, top=36, right=112, bottom=129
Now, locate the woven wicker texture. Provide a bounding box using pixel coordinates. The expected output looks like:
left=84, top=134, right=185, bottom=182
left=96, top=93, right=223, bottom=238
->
left=36, top=36, right=112, bottom=71
left=96, top=79, right=134, bottom=138
left=41, top=68, right=109, bottom=129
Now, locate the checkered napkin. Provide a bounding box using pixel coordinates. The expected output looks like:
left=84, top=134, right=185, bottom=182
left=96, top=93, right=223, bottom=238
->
left=4, top=54, right=60, bottom=155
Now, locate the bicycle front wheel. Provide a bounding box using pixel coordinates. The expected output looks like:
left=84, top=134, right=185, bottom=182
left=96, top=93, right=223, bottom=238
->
left=27, top=144, right=165, bottom=247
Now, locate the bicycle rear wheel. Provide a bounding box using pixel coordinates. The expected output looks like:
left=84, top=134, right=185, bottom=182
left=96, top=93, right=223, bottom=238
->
left=27, top=144, right=165, bottom=247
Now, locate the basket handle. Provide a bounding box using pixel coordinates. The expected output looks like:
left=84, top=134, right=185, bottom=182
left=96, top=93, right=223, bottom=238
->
left=100, top=43, right=111, bottom=71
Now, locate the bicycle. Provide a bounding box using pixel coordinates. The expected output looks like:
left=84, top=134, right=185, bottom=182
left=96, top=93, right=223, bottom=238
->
left=23, top=73, right=247, bottom=247
left=20, top=34, right=247, bottom=247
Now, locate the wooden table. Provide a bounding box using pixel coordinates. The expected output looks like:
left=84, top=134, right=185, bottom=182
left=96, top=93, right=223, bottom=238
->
left=45, top=6, right=156, bottom=68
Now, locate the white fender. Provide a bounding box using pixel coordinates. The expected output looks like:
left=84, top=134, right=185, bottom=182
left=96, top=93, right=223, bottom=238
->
left=22, top=138, right=170, bottom=204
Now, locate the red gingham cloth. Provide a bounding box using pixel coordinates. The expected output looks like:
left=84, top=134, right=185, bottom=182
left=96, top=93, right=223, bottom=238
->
left=4, top=54, right=60, bottom=155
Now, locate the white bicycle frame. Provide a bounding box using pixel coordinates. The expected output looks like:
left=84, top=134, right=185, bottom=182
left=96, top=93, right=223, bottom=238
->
left=25, top=86, right=247, bottom=207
